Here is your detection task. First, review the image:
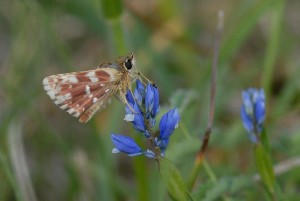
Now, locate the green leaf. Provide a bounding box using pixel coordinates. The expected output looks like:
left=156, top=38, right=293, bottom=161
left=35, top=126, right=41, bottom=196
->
left=101, top=0, right=123, bottom=19
left=254, top=144, right=275, bottom=194
left=159, top=158, right=190, bottom=201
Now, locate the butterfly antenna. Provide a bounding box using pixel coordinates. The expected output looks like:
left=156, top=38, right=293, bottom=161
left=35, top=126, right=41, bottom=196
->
left=137, top=71, right=153, bottom=85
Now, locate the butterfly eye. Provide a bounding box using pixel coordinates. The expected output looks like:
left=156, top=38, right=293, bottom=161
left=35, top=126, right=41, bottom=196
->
left=124, top=59, right=132, bottom=70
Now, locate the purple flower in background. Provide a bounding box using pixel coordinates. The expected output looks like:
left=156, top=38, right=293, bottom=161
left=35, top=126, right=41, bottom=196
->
left=241, top=88, right=266, bottom=143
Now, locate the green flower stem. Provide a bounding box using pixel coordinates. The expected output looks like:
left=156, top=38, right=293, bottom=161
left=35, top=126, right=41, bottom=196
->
left=254, top=143, right=277, bottom=201
left=255, top=128, right=282, bottom=200
left=133, top=149, right=149, bottom=201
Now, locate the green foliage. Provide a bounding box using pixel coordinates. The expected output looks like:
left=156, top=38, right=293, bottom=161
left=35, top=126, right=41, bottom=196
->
left=159, top=158, right=190, bottom=201
left=254, top=143, right=275, bottom=195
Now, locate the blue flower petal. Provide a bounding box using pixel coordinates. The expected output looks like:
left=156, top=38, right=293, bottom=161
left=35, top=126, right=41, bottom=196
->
left=134, top=79, right=145, bottom=107
left=240, top=88, right=266, bottom=143
left=159, top=108, right=180, bottom=140
left=152, top=85, right=160, bottom=116
left=134, top=89, right=143, bottom=107
left=145, top=85, right=154, bottom=118
left=133, top=112, right=147, bottom=133
left=242, top=90, right=253, bottom=116
left=254, top=93, right=265, bottom=125
left=126, top=90, right=135, bottom=105
left=111, top=134, right=143, bottom=156
left=124, top=97, right=148, bottom=136
left=145, top=84, right=160, bottom=120
left=136, top=79, right=145, bottom=94
left=240, top=106, right=253, bottom=134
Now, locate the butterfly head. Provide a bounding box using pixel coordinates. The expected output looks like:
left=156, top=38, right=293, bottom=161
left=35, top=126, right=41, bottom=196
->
left=121, top=53, right=153, bottom=85
left=123, top=53, right=135, bottom=70
left=121, top=53, right=139, bottom=78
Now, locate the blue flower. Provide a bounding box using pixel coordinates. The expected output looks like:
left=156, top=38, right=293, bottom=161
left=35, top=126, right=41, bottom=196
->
left=111, top=134, right=144, bottom=156
left=241, top=88, right=266, bottom=143
left=159, top=108, right=180, bottom=140
left=111, top=134, right=156, bottom=158
left=145, top=84, right=160, bottom=126
left=125, top=91, right=150, bottom=137
left=111, top=81, right=180, bottom=159
left=155, top=108, right=180, bottom=154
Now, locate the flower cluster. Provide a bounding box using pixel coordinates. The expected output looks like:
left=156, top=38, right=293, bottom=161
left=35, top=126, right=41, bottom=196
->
left=240, top=88, right=266, bottom=143
left=111, top=80, right=180, bottom=158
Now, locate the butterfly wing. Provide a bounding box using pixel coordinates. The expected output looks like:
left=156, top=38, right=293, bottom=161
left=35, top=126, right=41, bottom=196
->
left=43, top=68, right=120, bottom=123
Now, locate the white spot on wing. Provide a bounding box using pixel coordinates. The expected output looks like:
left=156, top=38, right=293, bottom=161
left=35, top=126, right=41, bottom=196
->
left=86, top=71, right=99, bottom=83
left=105, top=89, right=109, bottom=93
left=91, top=77, right=99, bottom=82
left=85, top=85, right=91, bottom=94
left=68, top=75, right=78, bottom=83
left=64, top=93, right=71, bottom=99
left=44, top=85, right=52, bottom=91
left=88, top=94, right=93, bottom=98
left=93, top=97, right=98, bottom=103
left=54, top=93, right=71, bottom=104
left=43, top=77, right=49, bottom=85
left=67, top=108, right=75, bottom=114
left=74, top=113, right=80, bottom=117
left=67, top=108, right=80, bottom=117
left=47, top=91, right=56, bottom=99
left=86, top=71, right=95, bottom=77
left=60, top=104, right=68, bottom=110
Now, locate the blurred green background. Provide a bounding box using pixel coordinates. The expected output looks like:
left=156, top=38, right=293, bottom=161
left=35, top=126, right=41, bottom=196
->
left=0, top=0, right=300, bottom=200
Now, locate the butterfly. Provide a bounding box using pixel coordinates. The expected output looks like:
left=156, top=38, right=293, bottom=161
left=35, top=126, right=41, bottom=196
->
left=43, top=53, right=151, bottom=123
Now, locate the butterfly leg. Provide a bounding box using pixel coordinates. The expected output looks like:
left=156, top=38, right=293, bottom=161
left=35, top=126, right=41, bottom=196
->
left=118, top=90, right=137, bottom=114
left=126, top=102, right=136, bottom=113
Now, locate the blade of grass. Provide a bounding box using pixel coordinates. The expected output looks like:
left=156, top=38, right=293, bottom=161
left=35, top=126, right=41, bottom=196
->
left=220, top=0, right=274, bottom=63
left=262, top=0, right=284, bottom=99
